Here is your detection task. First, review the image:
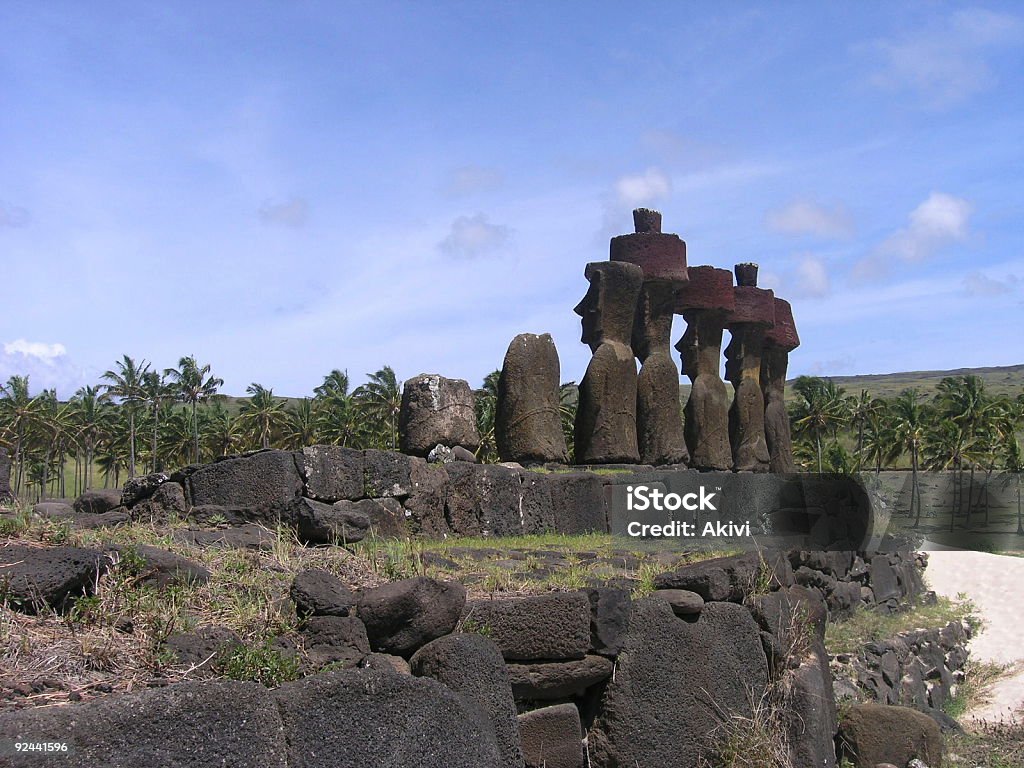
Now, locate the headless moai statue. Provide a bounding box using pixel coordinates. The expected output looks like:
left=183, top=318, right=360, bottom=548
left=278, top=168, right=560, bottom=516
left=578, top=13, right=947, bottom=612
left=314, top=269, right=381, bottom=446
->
left=496, top=333, right=569, bottom=464
left=724, top=263, right=775, bottom=472
left=762, top=298, right=800, bottom=473
left=675, top=266, right=736, bottom=470
left=610, top=209, right=689, bottom=465
left=573, top=260, right=644, bottom=464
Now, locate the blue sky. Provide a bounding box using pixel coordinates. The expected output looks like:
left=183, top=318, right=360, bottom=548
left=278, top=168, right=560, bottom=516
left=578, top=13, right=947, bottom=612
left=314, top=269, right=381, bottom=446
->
left=2, top=2, right=1022, bottom=397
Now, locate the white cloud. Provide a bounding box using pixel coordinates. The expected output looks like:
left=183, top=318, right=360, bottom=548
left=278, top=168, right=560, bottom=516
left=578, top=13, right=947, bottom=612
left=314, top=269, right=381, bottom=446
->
left=615, top=167, right=672, bottom=208
left=3, top=339, right=67, bottom=361
left=437, top=213, right=510, bottom=259
left=0, top=201, right=30, bottom=228
left=794, top=256, right=831, bottom=298
left=962, top=271, right=1019, bottom=297
left=445, top=165, right=504, bottom=197
left=258, top=197, right=309, bottom=228
left=864, top=8, right=1024, bottom=107
left=880, top=192, right=972, bottom=261
left=766, top=200, right=852, bottom=238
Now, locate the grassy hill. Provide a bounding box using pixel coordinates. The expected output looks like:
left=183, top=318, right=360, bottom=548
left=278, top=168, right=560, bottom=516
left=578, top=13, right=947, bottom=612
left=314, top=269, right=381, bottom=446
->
left=814, top=363, right=1024, bottom=400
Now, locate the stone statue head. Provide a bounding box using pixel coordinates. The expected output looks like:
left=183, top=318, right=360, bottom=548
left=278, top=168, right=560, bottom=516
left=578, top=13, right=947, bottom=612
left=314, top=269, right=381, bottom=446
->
left=574, top=261, right=644, bottom=351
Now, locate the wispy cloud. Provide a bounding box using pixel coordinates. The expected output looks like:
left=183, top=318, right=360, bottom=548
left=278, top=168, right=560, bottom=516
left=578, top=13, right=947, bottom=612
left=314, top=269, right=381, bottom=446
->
left=0, top=201, right=30, bottom=228
left=258, top=197, right=309, bottom=228
left=794, top=256, right=831, bottom=298
left=962, top=271, right=1019, bottom=297
left=765, top=200, right=852, bottom=238
left=862, top=8, right=1024, bottom=107
left=445, top=165, right=504, bottom=197
left=852, top=192, right=973, bottom=282
left=615, top=167, right=672, bottom=208
left=437, top=213, right=510, bottom=259
left=3, top=339, right=67, bottom=361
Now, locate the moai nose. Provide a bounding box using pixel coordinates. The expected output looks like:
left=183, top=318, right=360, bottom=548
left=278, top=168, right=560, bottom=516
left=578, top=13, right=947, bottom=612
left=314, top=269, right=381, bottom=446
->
left=632, top=208, right=662, bottom=233
left=735, top=263, right=758, bottom=287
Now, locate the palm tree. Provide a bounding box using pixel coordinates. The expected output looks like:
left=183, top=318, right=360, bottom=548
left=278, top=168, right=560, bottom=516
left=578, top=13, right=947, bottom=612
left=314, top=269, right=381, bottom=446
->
left=141, top=369, right=175, bottom=473
left=204, top=402, right=244, bottom=458
left=165, top=356, right=224, bottom=463
left=101, top=355, right=150, bottom=479
left=862, top=405, right=897, bottom=475
left=559, top=382, right=578, bottom=459
left=890, top=389, right=928, bottom=527
left=791, top=376, right=849, bottom=473
left=71, top=385, right=108, bottom=493
left=238, top=383, right=288, bottom=450
left=848, top=390, right=886, bottom=469
left=474, top=370, right=500, bottom=462
left=283, top=398, right=318, bottom=449
left=354, top=366, right=401, bottom=449
left=0, top=375, right=45, bottom=495
left=314, top=369, right=362, bottom=447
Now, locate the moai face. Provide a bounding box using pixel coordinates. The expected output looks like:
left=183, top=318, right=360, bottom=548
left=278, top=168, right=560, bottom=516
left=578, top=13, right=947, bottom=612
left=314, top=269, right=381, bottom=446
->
left=575, top=261, right=644, bottom=352
left=676, top=323, right=699, bottom=377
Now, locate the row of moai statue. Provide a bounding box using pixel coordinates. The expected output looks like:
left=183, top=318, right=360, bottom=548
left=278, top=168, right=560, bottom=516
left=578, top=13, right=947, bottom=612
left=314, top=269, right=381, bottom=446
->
left=495, top=208, right=800, bottom=473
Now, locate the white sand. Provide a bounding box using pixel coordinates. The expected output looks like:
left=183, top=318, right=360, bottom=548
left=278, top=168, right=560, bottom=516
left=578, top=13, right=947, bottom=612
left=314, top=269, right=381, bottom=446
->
left=922, top=542, right=1024, bottom=722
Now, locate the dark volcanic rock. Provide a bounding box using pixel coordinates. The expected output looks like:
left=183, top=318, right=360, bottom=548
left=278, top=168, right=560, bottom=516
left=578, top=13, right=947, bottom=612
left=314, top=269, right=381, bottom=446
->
left=496, top=333, right=569, bottom=464
left=186, top=450, right=302, bottom=509
left=290, top=569, right=354, bottom=618
left=301, top=616, right=370, bottom=668
left=584, top=587, right=632, bottom=656
left=548, top=473, right=607, bottom=534
left=463, top=593, right=591, bottom=661
left=164, top=626, right=242, bottom=671
left=399, top=374, right=481, bottom=457
left=588, top=599, right=768, bottom=768
left=444, top=462, right=522, bottom=536
left=838, top=703, right=942, bottom=768
left=0, top=545, right=106, bottom=612
left=73, top=488, right=123, bottom=515
left=288, top=497, right=370, bottom=545
left=518, top=703, right=584, bottom=768
left=273, top=669, right=503, bottom=768
left=0, top=679, right=287, bottom=768
left=120, top=472, right=169, bottom=506
left=652, top=588, right=705, bottom=616
left=130, top=481, right=187, bottom=522
left=506, top=655, right=614, bottom=700
left=112, top=544, right=210, bottom=588
left=0, top=447, right=11, bottom=500
left=174, top=524, right=276, bottom=550
left=403, top=459, right=450, bottom=536
left=652, top=552, right=760, bottom=602
left=363, top=450, right=414, bottom=498
left=341, top=497, right=407, bottom=538
left=358, top=577, right=466, bottom=657
left=301, top=445, right=365, bottom=502
left=410, top=633, right=525, bottom=768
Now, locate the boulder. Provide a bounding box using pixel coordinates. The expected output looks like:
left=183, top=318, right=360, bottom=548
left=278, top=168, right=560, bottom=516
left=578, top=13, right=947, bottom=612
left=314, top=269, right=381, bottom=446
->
left=301, top=616, right=370, bottom=668
left=339, top=497, right=407, bottom=538
left=363, top=450, right=415, bottom=498
left=360, top=653, right=412, bottom=675
left=358, top=577, right=466, bottom=657
left=506, top=655, right=614, bottom=700
left=73, top=488, right=123, bottom=515
left=444, top=462, right=522, bottom=536
left=399, top=374, right=481, bottom=457
left=584, top=587, right=632, bottom=656
left=518, top=704, right=584, bottom=768
left=120, top=472, right=170, bottom=506
left=784, top=646, right=838, bottom=768
left=273, top=669, right=504, bottom=768
left=0, top=545, right=106, bottom=613
left=496, top=333, right=570, bottom=464
left=287, top=497, right=370, bottom=545
left=410, top=634, right=524, bottom=768
left=838, top=703, right=942, bottom=768
left=868, top=555, right=901, bottom=603
left=403, top=459, right=450, bottom=536
left=163, top=626, right=243, bottom=671
left=290, top=569, right=354, bottom=618
left=174, top=524, right=276, bottom=550
left=652, top=588, right=705, bottom=616
left=129, top=481, right=187, bottom=522
left=0, top=679, right=287, bottom=768
left=186, top=450, right=302, bottom=509
left=301, top=445, right=365, bottom=502
left=462, top=593, right=591, bottom=661
left=547, top=473, right=607, bottom=534
left=31, top=501, right=75, bottom=519
left=588, top=599, right=768, bottom=768
left=111, top=544, right=210, bottom=588
left=652, top=552, right=760, bottom=602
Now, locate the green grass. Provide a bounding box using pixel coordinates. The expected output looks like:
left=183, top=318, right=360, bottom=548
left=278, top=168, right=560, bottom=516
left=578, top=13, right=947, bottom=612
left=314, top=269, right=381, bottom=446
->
left=824, top=593, right=979, bottom=656
left=944, top=660, right=1011, bottom=720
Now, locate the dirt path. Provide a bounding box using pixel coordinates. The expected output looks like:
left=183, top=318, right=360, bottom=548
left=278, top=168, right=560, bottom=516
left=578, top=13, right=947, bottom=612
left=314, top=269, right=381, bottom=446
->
left=923, top=543, right=1024, bottom=723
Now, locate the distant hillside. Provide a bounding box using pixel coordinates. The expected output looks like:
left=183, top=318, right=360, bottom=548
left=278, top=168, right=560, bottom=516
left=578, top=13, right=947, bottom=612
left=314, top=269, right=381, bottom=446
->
left=810, top=363, right=1024, bottom=399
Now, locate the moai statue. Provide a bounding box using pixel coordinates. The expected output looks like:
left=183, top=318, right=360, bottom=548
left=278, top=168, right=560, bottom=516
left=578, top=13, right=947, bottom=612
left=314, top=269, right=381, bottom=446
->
left=724, top=263, right=775, bottom=472
left=573, top=260, right=644, bottom=464
left=496, top=333, right=570, bottom=464
left=610, top=208, right=689, bottom=465
left=675, top=266, right=736, bottom=470
left=762, top=298, right=800, bottom=473
left=399, top=374, right=481, bottom=457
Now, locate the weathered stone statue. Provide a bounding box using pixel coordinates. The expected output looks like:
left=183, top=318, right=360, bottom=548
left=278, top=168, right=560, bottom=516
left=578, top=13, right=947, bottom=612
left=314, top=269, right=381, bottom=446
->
left=496, top=333, right=569, bottom=464
left=573, top=260, right=644, bottom=464
left=762, top=298, right=800, bottom=473
left=675, top=266, right=736, bottom=470
left=399, top=374, right=481, bottom=458
left=610, top=209, right=689, bottom=466
left=724, top=264, right=775, bottom=472
left=0, top=447, right=11, bottom=500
